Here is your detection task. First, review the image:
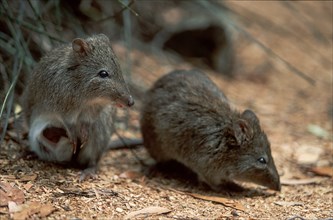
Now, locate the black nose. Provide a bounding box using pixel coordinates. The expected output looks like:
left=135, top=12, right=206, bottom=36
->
left=127, top=95, right=134, bottom=107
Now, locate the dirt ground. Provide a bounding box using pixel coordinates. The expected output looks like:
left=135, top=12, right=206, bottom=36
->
left=0, top=2, right=332, bottom=220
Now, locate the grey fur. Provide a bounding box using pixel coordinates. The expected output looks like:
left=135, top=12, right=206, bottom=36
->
left=23, top=34, right=133, bottom=171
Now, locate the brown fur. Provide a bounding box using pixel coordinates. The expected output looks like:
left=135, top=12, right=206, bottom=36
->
left=141, top=69, right=280, bottom=191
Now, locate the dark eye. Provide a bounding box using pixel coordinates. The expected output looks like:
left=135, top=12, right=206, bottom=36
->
left=258, top=157, right=267, bottom=164
left=98, top=70, right=109, bottom=78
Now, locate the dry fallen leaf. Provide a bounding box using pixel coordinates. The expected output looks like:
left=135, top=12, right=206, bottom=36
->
left=23, top=183, right=33, bottom=192
left=119, top=170, right=143, bottom=179
left=116, top=207, right=124, bottom=213
left=18, top=174, right=38, bottom=182
left=0, top=182, right=25, bottom=206
left=8, top=201, right=22, bottom=213
left=281, top=177, right=323, bottom=185
left=310, top=166, right=333, bottom=177
left=274, top=201, right=304, bottom=207
left=188, top=193, right=245, bottom=212
left=39, top=203, right=56, bottom=218
left=10, top=201, right=56, bottom=220
left=124, top=206, right=171, bottom=219
left=11, top=205, right=31, bottom=220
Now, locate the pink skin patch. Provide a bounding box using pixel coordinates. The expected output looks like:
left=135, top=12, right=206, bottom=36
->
left=116, top=102, right=125, bottom=108
left=42, top=127, right=68, bottom=145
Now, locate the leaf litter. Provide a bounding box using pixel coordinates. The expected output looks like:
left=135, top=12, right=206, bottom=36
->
left=9, top=201, right=56, bottom=220
left=0, top=182, right=25, bottom=206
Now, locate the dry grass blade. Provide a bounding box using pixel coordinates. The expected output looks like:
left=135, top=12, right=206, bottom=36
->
left=281, top=177, right=324, bottom=185
left=124, top=206, right=171, bottom=219
left=0, top=59, right=22, bottom=144
left=274, top=201, right=304, bottom=207
left=118, top=0, right=138, bottom=17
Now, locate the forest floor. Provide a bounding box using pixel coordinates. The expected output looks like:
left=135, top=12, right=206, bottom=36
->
left=0, top=2, right=332, bottom=220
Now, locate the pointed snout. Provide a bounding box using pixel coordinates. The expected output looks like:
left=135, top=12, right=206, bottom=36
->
left=267, top=167, right=281, bottom=191
left=269, top=179, right=281, bottom=191
left=117, top=94, right=134, bottom=108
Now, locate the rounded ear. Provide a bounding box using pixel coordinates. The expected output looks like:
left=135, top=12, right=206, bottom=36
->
left=232, top=119, right=253, bottom=145
left=242, top=109, right=259, bottom=125
left=72, top=38, right=90, bottom=56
